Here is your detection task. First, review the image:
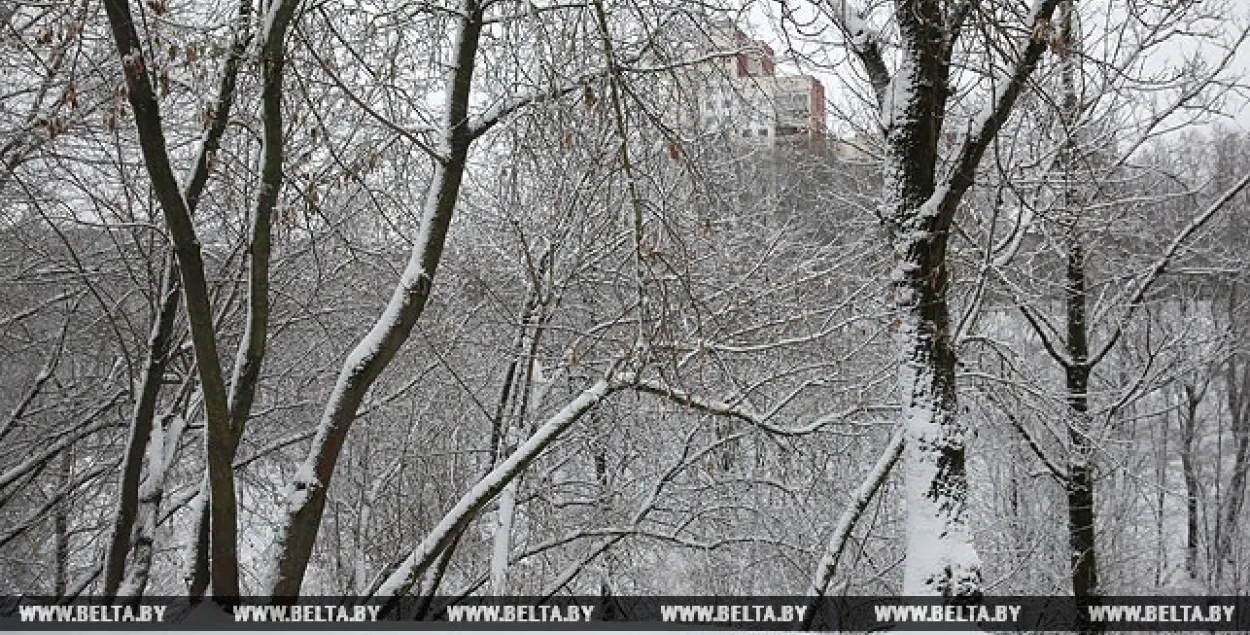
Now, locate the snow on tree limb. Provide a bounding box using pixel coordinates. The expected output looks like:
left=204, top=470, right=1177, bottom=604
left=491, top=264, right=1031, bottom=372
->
left=928, top=0, right=1066, bottom=238
left=368, top=372, right=626, bottom=605
left=804, top=427, right=904, bottom=618
left=1089, top=169, right=1250, bottom=367
left=632, top=378, right=884, bottom=436
left=296, top=17, right=445, bottom=164
left=267, top=1, right=486, bottom=597
left=818, top=0, right=890, bottom=108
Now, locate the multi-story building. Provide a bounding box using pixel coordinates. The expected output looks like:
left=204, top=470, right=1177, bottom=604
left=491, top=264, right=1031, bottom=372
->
left=682, top=23, right=826, bottom=149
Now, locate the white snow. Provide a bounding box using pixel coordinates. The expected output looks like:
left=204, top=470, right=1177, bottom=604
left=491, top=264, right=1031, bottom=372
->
left=832, top=0, right=874, bottom=50
left=894, top=315, right=981, bottom=598
left=285, top=461, right=320, bottom=511
left=884, top=56, right=919, bottom=131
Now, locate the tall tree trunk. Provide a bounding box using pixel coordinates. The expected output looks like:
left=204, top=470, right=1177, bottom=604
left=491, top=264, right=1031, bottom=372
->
left=101, top=0, right=252, bottom=600
left=489, top=276, right=552, bottom=596
left=1217, top=315, right=1250, bottom=590
left=1154, top=404, right=1168, bottom=588
left=267, top=1, right=486, bottom=597
left=120, top=402, right=191, bottom=598
left=54, top=450, right=71, bottom=599
left=594, top=439, right=615, bottom=599
left=1219, top=396, right=1250, bottom=590
left=489, top=481, right=518, bottom=595
left=1064, top=290, right=1099, bottom=599
left=102, top=0, right=240, bottom=601
left=895, top=262, right=979, bottom=597
left=1179, top=385, right=1201, bottom=581
left=184, top=0, right=298, bottom=598
left=831, top=0, right=1063, bottom=599
left=1053, top=0, right=1100, bottom=611
left=882, top=0, right=976, bottom=598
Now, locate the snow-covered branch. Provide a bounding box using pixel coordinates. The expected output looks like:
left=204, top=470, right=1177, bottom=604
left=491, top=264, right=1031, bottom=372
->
left=989, top=392, right=1068, bottom=481
left=1089, top=169, right=1250, bottom=367
left=928, top=0, right=1065, bottom=233
left=818, top=0, right=890, bottom=107
left=804, top=428, right=903, bottom=613
left=632, top=378, right=886, bottom=437
left=0, top=461, right=113, bottom=551
left=0, top=391, right=125, bottom=494
left=268, top=1, right=488, bottom=597
left=368, top=370, right=627, bottom=604
left=1018, top=304, right=1075, bottom=369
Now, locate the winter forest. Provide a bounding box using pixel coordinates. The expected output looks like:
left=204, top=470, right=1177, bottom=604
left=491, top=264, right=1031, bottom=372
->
left=3, top=0, right=1250, bottom=613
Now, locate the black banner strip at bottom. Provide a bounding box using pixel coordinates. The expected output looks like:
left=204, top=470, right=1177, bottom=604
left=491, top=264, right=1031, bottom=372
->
left=2, top=596, right=1247, bottom=631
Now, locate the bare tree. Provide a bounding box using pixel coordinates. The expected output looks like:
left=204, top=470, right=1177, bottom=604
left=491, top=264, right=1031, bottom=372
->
left=815, top=0, right=1065, bottom=598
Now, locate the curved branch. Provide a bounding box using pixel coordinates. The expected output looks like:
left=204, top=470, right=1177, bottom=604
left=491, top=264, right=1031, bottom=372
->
left=819, top=0, right=890, bottom=109
left=1089, top=170, right=1250, bottom=367
left=631, top=378, right=885, bottom=436
left=368, top=372, right=625, bottom=606
left=804, top=428, right=904, bottom=625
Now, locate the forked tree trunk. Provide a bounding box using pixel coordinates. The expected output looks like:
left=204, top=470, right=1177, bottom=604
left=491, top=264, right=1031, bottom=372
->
left=120, top=404, right=190, bottom=598
left=185, top=0, right=298, bottom=598
left=101, top=0, right=253, bottom=600
left=832, top=0, right=1063, bottom=598
left=102, top=0, right=240, bottom=600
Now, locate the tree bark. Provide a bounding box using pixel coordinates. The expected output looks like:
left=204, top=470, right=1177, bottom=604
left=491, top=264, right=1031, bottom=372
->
left=884, top=0, right=966, bottom=598
left=1055, top=6, right=1100, bottom=621
left=184, top=0, right=299, bottom=598
left=101, top=0, right=252, bottom=600
left=101, top=255, right=180, bottom=601
left=101, top=0, right=241, bottom=601
left=120, top=403, right=191, bottom=599
left=832, top=0, right=1062, bottom=599
left=267, top=1, right=486, bottom=597
left=1179, top=385, right=1201, bottom=581
left=53, top=450, right=71, bottom=599
left=1217, top=319, right=1250, bottom=590
left=1062, top=216, right=1098, bottom=603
